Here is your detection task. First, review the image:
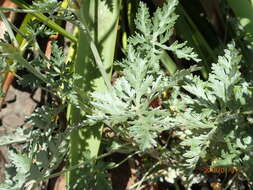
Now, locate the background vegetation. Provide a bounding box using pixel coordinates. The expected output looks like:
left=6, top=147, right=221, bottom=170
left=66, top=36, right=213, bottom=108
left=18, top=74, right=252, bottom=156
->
left=0, top=0, right=253, bottom=189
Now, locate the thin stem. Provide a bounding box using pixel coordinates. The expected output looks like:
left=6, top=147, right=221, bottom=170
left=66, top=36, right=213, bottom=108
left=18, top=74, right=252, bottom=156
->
left=130, top=161, right=160, bottom=190
left=0, top=11, right=19, bottom=47
left=5, top=18, right=28, bottom=40
left=37, top=144, right=131, bottom=181
left=0, top=7, right=47, bottom=13
left=0, top=42, right=48, bottom=84
left=11, top=0, right=77, bottom=43
left=90, top=42, right=114, bottom=91
left=111, top=151, right=141, bottom=169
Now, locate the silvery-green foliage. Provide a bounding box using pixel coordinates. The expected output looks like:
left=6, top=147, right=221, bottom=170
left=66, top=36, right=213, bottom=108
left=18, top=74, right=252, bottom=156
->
left=32, top=0, right=59, bottom=13
left=88, top=0, right=199, bottom=150
left=17, top=41, right=81, bottom=107
left=25, top=20, right=55, bottom=37
left=2, top=0, right=253, bottom=188
left=174, top=43, right=253, bottom=171
left=0, top=106, right=69, bottom=189
left=89, top=52, right=174, bottom=150
left=130, top=0, right=200, bottom=72
left=0, top=151, right=31, bottom=190
left=0, top=127, right=29, bottom=146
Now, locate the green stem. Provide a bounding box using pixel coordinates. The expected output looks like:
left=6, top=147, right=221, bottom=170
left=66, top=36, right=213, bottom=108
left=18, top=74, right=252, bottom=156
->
left=0, top=42, right=48, bottom=83
left=11, top=0, right=77, bottom=43
left=161, top=50, right=177, bottom=74
left=67, top=0, right=121, bottom=189
left=0, top=11, right=18, bottom=47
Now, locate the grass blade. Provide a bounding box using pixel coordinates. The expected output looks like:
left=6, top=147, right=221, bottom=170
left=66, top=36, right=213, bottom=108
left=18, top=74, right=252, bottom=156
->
left=67, top=0, right=121, bottom=189
left=11, top=0, right=77, bottom=43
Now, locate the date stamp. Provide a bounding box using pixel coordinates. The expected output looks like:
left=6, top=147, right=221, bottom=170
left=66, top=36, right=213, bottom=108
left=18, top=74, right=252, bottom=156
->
left=203, top=167, right=239, bottom=174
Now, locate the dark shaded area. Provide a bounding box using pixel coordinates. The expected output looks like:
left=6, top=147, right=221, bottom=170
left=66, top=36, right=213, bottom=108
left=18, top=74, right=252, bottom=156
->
left=107, top=153, right=132, bottom=190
